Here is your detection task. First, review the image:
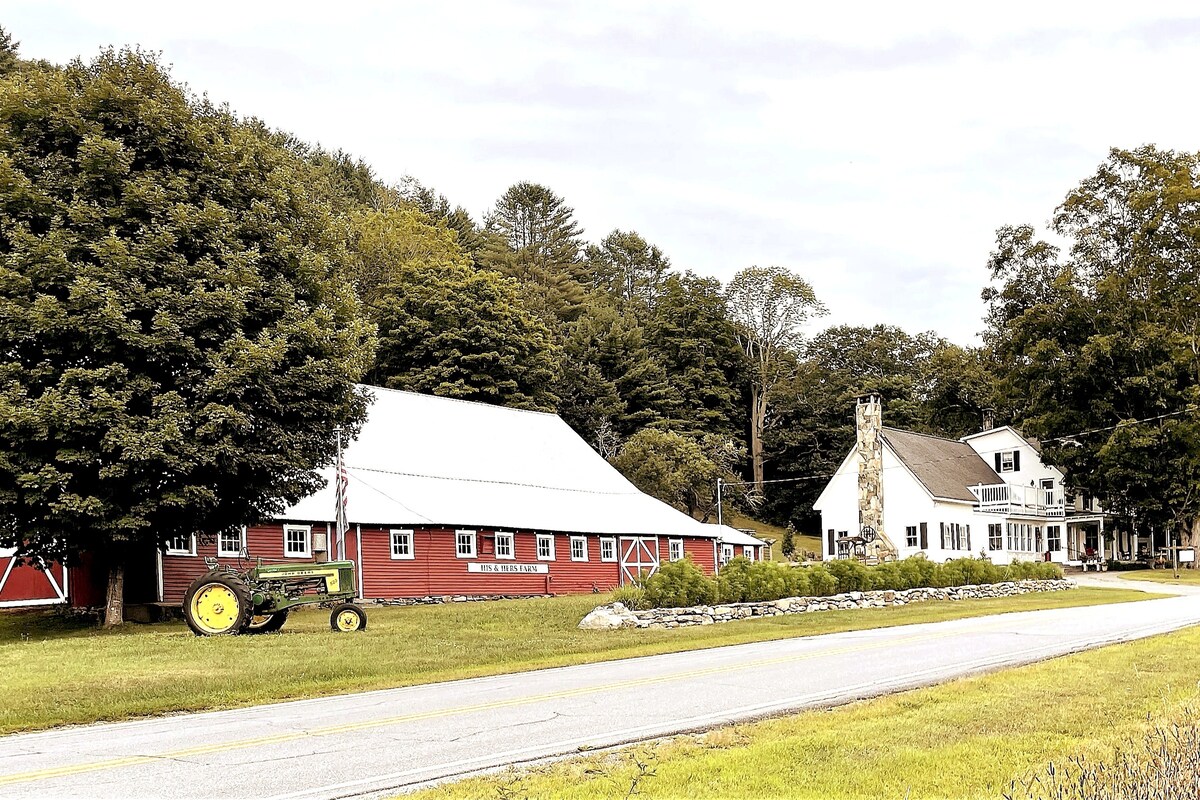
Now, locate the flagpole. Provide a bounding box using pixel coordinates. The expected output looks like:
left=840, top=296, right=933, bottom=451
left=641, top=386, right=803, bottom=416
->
left=334, top=425, right=346, bottom=562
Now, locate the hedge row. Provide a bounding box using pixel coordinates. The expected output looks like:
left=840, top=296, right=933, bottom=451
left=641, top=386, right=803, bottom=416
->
left=613, top=555, right=1064, bottom=610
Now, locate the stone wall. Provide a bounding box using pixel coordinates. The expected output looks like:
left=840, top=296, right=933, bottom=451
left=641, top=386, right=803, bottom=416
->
left=578, top=579, right=1075, bottom=630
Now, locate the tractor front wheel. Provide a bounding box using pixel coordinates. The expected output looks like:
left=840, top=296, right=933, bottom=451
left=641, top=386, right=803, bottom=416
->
left=245, top=609, right=289, bottom=634
left=330, top=603, right=367, bottom=632
left=183, top=573, right=252, bottom=636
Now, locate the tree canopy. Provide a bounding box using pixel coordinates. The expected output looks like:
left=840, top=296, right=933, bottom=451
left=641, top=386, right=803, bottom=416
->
left=0, top=47, right=374, bottom=620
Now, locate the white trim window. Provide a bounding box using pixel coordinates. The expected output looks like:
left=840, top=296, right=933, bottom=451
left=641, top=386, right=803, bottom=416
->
left=721, top=544, right=734, bottom=565
left=999, top=450, right=1016, bottom=472
left=570, top=535, right=588, bottom=561
left=455, top=529, right=477, bottom=559
left=165, top=534, right=196, bottom=556
left=742, top=545, right=754, bottom=560
left=494, top=531, right=515, bottom=559
left=536, top=534, right=556, bottom=561
left=284, top=525, right=312, bottom=558
left=217, top=528, right=245, bottom=558
left=905, top=525, right=918, bottom=548
left=600, top=537, right=617, bottom=562
left=988, top=523, right=1003, bottom=551
left=668, top=539, right=684, bottom=561
left=390, top=529, right=414, bottom=560
left=1047, top=525, right=1062, bottom=552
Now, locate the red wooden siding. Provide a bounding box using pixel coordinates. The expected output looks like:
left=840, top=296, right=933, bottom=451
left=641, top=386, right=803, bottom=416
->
left=160, top=524, right=322, bottom=604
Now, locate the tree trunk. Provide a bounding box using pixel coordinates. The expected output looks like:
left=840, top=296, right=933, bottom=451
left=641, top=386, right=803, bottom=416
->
left=103, top=559, right=125, bottom=627
left=749, top=386, right=765, bottom=490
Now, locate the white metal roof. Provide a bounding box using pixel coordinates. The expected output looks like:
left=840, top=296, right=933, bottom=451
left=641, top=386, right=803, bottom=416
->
left=281, top=387, right=717, bottom=539
left=707, top=524, right=768, bottom=547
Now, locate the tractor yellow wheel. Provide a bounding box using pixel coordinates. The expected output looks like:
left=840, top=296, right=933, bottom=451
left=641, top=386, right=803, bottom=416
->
left=245, top=609, right=289, bottom=634
left=182, top=573, right=252, bottom=636
left=330, top=603, right=367, bottom=632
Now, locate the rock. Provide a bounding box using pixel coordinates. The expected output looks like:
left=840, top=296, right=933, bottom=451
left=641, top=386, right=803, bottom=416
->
left=577, top=603, right=639, bottom=630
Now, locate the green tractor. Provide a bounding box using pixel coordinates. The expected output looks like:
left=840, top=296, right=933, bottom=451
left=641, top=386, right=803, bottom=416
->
left=182, top=558, right=367, bottom=636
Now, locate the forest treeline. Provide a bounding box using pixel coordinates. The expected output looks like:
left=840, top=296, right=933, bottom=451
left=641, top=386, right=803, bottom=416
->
left=2, top=33, right=1198, bottom=564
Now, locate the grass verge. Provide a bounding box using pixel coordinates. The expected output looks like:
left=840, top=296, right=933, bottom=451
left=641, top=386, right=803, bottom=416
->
left=412, top=623, right=1200, bottom=800
left=0, top=586, right=1157, bottom=735
left=1119, top=568, right=1200, bottom=585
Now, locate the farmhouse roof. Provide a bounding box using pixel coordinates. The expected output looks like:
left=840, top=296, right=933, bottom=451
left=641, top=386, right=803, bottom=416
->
left=281, top=386, right=716, bottom=538
left=881, top=427, right=1002, bottom=502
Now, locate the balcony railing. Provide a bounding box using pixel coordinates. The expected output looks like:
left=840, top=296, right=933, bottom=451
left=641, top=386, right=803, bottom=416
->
left=970, top=483, right=1065, bottom=518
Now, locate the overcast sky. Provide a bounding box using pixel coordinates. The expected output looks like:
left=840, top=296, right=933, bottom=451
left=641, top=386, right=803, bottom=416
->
left=8, top=2, right=1200, bottom=343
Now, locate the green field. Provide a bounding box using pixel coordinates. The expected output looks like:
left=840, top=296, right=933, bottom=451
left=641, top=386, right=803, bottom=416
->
left=0, top=586, right=1156, bottom=734
left=728, top=513, right=823, bottom=560
left=414, top=622, right=1200, bottom=800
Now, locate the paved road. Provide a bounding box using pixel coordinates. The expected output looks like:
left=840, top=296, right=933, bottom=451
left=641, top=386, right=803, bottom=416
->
left=3, top=589, right=1199, bottom=800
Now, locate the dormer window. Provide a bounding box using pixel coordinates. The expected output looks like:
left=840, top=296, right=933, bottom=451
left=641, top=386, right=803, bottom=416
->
left=996, top=450, right=1020, bottom=473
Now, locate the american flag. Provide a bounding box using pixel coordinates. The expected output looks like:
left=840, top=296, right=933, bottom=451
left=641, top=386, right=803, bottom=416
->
left=335, top=437, right=348, bottom=561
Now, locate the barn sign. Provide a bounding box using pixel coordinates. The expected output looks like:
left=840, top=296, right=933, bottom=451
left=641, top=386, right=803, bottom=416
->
left=467, top=563, right=549, bottom=574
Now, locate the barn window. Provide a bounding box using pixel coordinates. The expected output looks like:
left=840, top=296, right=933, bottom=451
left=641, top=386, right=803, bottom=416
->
left=495, top=532, right=514, bottom=559
left=536, top=534, right=555, bottom=561
left=218, top=528, right=245, bottom=557
left=570, top=536, right=587, bottom=561
left=284, top=525, right=311, bottom=558
left=600, top=537, right=616, bottom=562
left=742, top=545, right=754, bottom=560
left=165, top=534, right=195, bottom=556
left=455, top=529, right=477, bottom=558
left=720, top=544, right=734, bottom=565
left=390, top=529, right=414, bottom=560
left=669, top=539, right=684, bottom=561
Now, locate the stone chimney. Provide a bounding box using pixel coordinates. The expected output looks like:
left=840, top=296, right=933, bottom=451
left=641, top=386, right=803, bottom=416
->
left=856, top=394, right=885, bottom=555
left=982, top=408, right=996, bottom=432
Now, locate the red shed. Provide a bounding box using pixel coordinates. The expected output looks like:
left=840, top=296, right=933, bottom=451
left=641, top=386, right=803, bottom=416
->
left=157, top=387, right=719, bottom=604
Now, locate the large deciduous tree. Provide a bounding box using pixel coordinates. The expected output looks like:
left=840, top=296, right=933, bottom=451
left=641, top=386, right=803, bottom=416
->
left=725, top=265, right=826, bottom=490
left=0, top=48, right=374, bottom=624
left=984, top=146, right=1200, bottom=545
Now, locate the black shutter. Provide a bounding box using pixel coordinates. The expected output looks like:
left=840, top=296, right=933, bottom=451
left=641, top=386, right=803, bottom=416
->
left=994, top=452, right=1002, bottom=472
left=1013, top=451, right=1021, bottom=471
left=827, top=529, right=835, bottom=555
left=919, top=522, right=928, bottom=549
left=965, top=524, right=971, bottom=551
left=939, top=522, right=946, bottom=549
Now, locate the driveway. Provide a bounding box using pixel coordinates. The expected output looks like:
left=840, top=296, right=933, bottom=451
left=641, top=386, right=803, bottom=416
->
left=1, top=589, right=1197, bottom=799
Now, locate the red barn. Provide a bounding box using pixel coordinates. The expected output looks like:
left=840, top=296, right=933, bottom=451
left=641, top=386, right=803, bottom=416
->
left=155, top=387, right=719, bottom=605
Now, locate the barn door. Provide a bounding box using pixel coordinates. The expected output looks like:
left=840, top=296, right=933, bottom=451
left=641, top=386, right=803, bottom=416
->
left=619, top=537, right=660, bottom=585
left=0, top=549, right=68, bottom=608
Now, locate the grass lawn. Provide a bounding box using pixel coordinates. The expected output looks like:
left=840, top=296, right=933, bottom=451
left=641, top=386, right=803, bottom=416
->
left=413, top=623, right=1200, bottom=800
left=728, top=514, right=822, bottom=560
left=1119, top=567, right=1200, bottom=585
left=0, top=586, right=1156, bottom=735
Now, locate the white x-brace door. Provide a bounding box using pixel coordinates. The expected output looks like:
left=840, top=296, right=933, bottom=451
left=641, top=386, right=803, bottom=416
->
left=619, top=537, right=660, bottom=585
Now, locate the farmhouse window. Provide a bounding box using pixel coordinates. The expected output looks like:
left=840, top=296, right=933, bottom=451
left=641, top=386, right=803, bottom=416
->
left=669, top=539, right=684, bottom=561
left=988, top=523, right=1003, bottom=551
left=455, top=529, right=477, bottom=558
left=217, top=528, right=244, bottom=557
left=166, top=534, right=196, bottom=556
left=996, top=450, right=1020, bottom=473
left=390, top=529, right=414, bottom=560
left=905, top=526, right=918, bottom=548
left=537, top=534, right=555, bottom=561
left=494, top=532, right=515, bottom=559
left=283, top=525, right=311, bottom=558
left=600, top=537, right=616, bottom=562
left=570, top=536, right=588, bottom=561
left=1047, top=525, right=1062, bottom=552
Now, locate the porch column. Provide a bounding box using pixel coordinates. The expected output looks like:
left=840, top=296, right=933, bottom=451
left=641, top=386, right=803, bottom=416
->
left=1133, top=531, right=1139, bottom=561
left=1099, top=518, right=1107, bottom=562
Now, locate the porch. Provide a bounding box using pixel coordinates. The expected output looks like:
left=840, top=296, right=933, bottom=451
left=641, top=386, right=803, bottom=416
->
left=971, top=483, right=1065, bottom=517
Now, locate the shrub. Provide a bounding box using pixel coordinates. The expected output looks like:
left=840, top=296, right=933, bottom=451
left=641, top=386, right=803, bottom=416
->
left=783, top=565, right=810, bottom=598
left=804, top=564, right=838, bottom=596
left=716, top=558, right=754, bottom=603
left=611, top=585, right=648, bottom=610
left=642, top=556, right=718, bottom=608
left=827, top=558, right=872, bottom=593
left=895, top=554, right=937, bottom=590
left=1004, top=560, right=1062, bottom=581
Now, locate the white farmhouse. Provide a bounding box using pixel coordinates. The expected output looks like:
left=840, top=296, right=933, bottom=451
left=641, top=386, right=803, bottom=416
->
left=814, top=395, right=1129, bottom=566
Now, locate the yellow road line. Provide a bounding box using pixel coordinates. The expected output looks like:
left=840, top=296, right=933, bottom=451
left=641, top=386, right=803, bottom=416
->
left=0, top=621, right=1003, bottom=787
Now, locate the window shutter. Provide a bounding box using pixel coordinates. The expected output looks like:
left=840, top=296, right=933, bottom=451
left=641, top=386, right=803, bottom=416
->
left=827, top=529, right=835, bottom=555
left=1013, top=451, right=1021, bottom=471
left=965, top=524, right=971, bottom=551
left=939, top=522, right=946, bottom=549
left=920, top=522, right=928, bottom=549
left=994, top=452, right=1002, bottom=472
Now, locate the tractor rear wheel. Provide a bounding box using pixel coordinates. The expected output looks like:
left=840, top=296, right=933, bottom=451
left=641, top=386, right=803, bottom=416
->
left=183, top=573, right=252, bottom=636
left=244, top=609, right=289, bottom=634
left=330, top=603, right=367, bottom=632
